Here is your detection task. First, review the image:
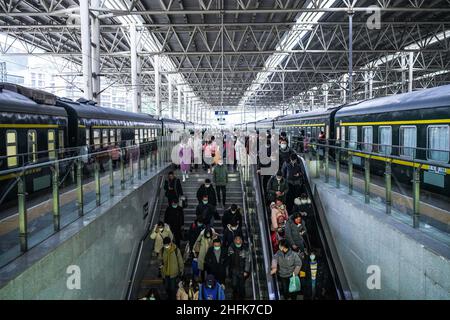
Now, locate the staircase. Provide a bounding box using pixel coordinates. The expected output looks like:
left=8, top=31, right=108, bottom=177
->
left=136, top=165, right=248, bottom=300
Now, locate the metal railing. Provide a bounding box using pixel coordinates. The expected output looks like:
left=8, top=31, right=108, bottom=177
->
left=301, top=139, right=450, bottom=234
left=0, top=134, right=181, bottom=268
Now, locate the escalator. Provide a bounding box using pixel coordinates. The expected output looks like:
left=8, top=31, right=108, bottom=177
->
left=247, top=154, right=352, bottom=300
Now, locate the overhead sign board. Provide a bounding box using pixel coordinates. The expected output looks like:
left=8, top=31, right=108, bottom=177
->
left=215, top=110, right=228, bottom=115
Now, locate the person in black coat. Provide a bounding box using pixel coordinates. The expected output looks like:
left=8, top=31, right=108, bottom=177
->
left=164, top=199, right=185, bottom=248
left=164, top=171, right=183, bottom=204
left=195, top=195, right=219, bottom=226
left=221, top=204, right=243, bottom=230
left=188, top=216, right=206, bottom=251
left=196, top=179, right=217, bottom=207
left=222, top=218, right=244, bottom=248
left=204, top=238, right=228, bottom=284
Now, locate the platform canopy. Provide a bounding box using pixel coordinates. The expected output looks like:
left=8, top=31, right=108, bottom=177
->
left=1, top=0, right=449, bottom=114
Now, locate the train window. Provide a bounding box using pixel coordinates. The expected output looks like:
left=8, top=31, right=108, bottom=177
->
left=140, top=129, right=144, bottom=143
left=144, top=129, right=148, bottom=142
left=135, top=129, right=139, bottom=145
left=348, top=126, right=357, bottom=149
left=59, top=130, right=64, bottom=149
left=27, top=130, right=37, bottom=164
left=399, top=126, right=417, bottom=159
left=340, top=126, right=346, bottom=147
left=110, top=129, right=116, bottom=144
left=362, top=126, right=373, bottom=152
left=102, top=129, right=108, bottom=147
left=427, top=125, right=449, bottom=162
left=93, top=129, right=101, bottom=149
left=117, top=129, right=121, bottom=143
left=6, top=130, right=18, bottom=168
left=85, top=129, right=90, bottom=146
left=379, top=126, right=392, bottom=155
left=48, top=130, right=56, bottom=160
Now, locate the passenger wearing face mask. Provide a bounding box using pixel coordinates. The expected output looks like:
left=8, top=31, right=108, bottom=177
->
left=228, top=235, right=251, bottom=300
left=270, top=239, right=302, bottom=300
left=160, top=237, right=184, bottom=300
left=285, top=212, right=308, bottom=256
left=164, top=200, right=185, bottom=248
left=222, top=218, right=244, bottom=248
left=195, top=195, right=219, bottom=226
left=213, top=159, right=228, bottom=207
left=279, top=138, right=293, bottom=170
left=222, top=204, right=243, bottom=230
left=282, top=153, right=303, bottom=213
left=204, top=238, right=228, bottom=285
left=193, top=227, right=218, bottom=282
left=196, top=178, right=218, bottom=208
left=266, top=171, right=289, bottom=204
left=198, top=274, right=225, bottom=300
left=150, top=221, right=174, bottom=258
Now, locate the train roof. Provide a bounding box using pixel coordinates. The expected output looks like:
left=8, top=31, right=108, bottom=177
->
left=276, top=107, right=342, bottom=123
left=0, top=83, right=67, bottom=117
left=57, top=98, right=160, bottom=124
left=336, top=85, right=450, bottom=118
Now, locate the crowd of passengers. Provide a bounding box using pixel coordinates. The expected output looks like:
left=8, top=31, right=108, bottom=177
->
left=141, top=130, right=329, bottom=301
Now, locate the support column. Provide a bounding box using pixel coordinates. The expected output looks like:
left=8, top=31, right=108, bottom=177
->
left=401, top=54, right=406, bottom=93
left=409, top=52, right=414, bottom=92
left=369, top=71, right=373, bottom=98
left=177, top=83, right=182, bottom=119
left=154, top=55, right=161, bottom=117
left=168, top=75, right=173, bottom=118
left=131, top=24, right=141, bottom=113
left=364, top=71, right=369, bottom=99
left=91, top=0, right=101, bottom=104
left=80, top=0, right=93, bottom=100
left=348, top=11, right=354, bottom=102
left=323, top=84, right=328, bottom=108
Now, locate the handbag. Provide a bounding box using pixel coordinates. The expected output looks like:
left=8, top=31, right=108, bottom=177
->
left=289, top=272, right=301, bottom=293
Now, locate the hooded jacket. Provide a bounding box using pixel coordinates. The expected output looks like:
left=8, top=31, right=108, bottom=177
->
left=193, top=228, right=217, bottom=270
left=222, top=224, right=244, bottom=248
left=270, top=202, right=289, bottom=231
left=195, top=202, right=218, bottom=225
left=161, top=243, right=184, bottom=278
left=281, top=160, right=303, bottom=185
left=284, top=216, right=307, bottom=252
left=279, top=146, right=293, bottom=168
left=176, top=282, right=199, bottom=300
left=228, top=243, right=251, bottom=274
left=196, top=184, right=218, bottom=206
left=150, top=223, right=174, bottom=254
left=204, top=246, right=228, bottom=283
left=222, top=207, right=243, bottom=230
left=164, top=205, right=184, bottom=234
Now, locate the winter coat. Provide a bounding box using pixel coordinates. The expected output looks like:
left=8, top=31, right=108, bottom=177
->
left=193, top=229, right=217, bottom=270
left=284, top=216, right=307, bottom=252
left=281, top=161, right=303, bottom=186
left=195, top=202, right=218, bottom=226
left=222, top=208, right=243, bottom=230
left=188, top=221, right=206, bottom=249
left=164, top=206, right=184, bottom=235
left=161, top=243, right=184, bottom=278
left=228, top=243, right=251, bottom=275
left=196, top=184, right=217, bottom=206
left=270, top=203, right=289, bottom=232
left=213, top=164, right=228, bottom=186
left=266, top=176, right=289, bottom=203
left=176, top=282, right=199, bottom=300
left=198, top=283, right=225, bottom=300
left=204, top=246, right=228, bottom=283
left=150, top=224, right=173, bottom=254
left=223, top=224, right=244, bottom=248
left=279, top=147, right=293, bottom=168
left=271, top=249, right=302, bottom=278
left=164, top=178, right=183, bottom=202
